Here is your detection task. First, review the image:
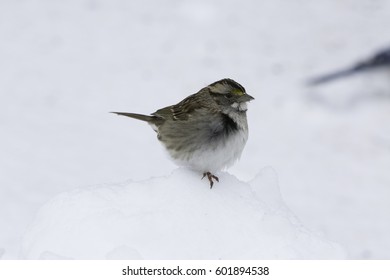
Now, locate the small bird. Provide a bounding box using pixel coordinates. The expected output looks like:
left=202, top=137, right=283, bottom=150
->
left=307, top=47, right=390, bottom=85
left=112, top=78, right=254, bottom=188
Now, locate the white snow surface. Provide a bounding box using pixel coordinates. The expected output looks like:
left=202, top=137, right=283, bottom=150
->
left=1, top=0, right=390, bottom=259
left=20, top=168, right=345, bottom=259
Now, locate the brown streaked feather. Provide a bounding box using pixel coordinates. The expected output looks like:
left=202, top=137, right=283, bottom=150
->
left=153, top=90, right=220, bottom=121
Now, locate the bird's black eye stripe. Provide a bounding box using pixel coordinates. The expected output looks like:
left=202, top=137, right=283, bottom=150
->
left=210, top=92, right=232, bottom=99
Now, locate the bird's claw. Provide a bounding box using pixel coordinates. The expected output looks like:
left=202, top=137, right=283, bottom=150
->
left=202, top=172, right=219, bottom=189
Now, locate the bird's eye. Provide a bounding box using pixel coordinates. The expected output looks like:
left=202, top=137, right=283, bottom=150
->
left=225, top=93, right=233, bottom=98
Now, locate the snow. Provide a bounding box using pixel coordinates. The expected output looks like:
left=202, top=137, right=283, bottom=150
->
left=1, top=0, right=390, bottom=259
left=20, top=168, right=345, bottom=259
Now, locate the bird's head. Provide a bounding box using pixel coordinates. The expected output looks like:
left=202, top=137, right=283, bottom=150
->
left=207, top=78, right=254, bottom=112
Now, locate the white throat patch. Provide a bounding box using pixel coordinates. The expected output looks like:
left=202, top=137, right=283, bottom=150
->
left=231, top=102, right=248, bottom=112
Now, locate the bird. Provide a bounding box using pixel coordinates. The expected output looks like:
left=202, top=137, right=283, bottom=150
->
left=307, top=47, right=390, bottom=86
left=112, top=78, right=254, bottom=188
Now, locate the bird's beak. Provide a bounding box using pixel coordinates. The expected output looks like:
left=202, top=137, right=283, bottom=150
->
left=239, top=94, right=254, bottom=102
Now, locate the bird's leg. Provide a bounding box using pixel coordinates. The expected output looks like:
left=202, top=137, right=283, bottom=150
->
left=202, top=172, right=219, bottom=189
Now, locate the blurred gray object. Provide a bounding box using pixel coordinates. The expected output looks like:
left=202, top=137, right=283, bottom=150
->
left=308, top=47, right=390, bottom=85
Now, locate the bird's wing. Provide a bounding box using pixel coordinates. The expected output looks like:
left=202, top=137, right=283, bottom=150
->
left=153, top=92, right=220, bottom=121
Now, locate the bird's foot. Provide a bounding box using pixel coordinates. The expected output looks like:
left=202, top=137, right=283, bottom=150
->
left=202, top=172, right=219, bottom=189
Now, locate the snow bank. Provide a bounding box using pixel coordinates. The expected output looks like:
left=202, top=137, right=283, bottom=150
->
left=20, top=168, right=346, bottom=259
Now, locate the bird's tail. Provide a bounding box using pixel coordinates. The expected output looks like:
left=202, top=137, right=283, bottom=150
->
left=111, top=112, right=154, bottom=122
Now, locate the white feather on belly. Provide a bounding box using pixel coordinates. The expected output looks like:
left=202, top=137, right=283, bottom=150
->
left=170, top=128, right=248, bottom=173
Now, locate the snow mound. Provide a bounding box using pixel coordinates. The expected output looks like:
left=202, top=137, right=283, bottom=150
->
left=20, top=168, right=346, bottom=259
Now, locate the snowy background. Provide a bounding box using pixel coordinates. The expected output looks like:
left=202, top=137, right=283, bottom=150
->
left=1, top=0, right=390, bottom=259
